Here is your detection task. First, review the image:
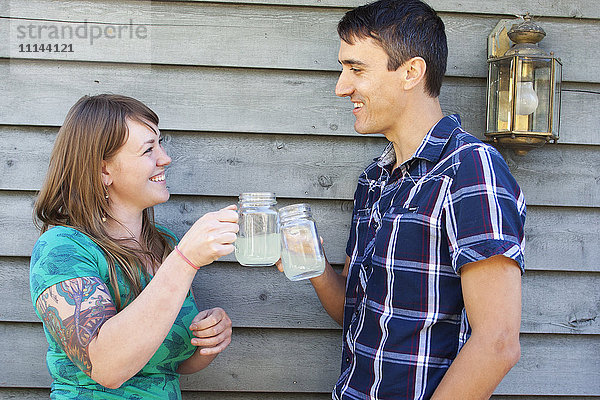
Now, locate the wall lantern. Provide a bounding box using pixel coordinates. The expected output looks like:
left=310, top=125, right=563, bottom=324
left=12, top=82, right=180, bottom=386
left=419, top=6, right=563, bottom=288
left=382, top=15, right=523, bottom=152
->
left=486, top=14, right=562, bottom=155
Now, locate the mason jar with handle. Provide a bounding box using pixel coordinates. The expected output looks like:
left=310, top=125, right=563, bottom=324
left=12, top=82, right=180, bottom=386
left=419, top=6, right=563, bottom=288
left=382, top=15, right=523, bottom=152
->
left=235, top=192, right=280, bottom=267
left=279, top=203, right=325, bottom=281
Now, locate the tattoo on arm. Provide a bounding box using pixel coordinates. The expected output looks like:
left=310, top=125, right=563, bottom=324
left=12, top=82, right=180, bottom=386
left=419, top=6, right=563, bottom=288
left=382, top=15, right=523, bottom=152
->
left=36, top=277, right=117, bottom=376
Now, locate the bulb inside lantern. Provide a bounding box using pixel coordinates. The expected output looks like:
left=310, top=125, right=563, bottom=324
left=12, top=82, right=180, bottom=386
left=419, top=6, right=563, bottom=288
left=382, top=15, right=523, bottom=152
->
left=516, top=81, right=539, bottom=115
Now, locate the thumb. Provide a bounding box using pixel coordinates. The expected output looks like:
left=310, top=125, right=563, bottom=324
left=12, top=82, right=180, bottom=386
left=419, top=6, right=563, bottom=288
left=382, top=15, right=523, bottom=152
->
left=222, top=204, right=237, bottom=211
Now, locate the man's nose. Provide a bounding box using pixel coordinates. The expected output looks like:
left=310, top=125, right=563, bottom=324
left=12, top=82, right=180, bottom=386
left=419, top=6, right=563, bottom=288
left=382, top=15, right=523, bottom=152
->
left=335, top=70, right=353, bottom=98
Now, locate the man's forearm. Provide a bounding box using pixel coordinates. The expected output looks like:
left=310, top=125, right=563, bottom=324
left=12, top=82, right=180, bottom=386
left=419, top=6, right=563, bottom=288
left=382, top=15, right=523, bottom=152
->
left=430, top=332, right=520, bottom=399
left=309, top=261, right=347, bottom=326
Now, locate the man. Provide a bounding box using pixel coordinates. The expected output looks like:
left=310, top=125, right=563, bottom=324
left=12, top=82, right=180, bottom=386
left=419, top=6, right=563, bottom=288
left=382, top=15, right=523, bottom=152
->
left=292, top=0, right=526, bottom=398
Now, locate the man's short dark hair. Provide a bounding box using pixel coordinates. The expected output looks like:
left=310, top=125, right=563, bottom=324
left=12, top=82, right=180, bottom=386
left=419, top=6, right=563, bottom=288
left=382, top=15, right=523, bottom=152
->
left=338, top=0, right=447, bottom=97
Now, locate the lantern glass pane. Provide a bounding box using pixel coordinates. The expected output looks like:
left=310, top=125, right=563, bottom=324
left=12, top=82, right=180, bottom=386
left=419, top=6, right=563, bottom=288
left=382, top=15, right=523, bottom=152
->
left=487, top=57, right=513, bottom=133
left=515, top=57, right=551, bottom=133
left=552, top=60, right=562, bottom=139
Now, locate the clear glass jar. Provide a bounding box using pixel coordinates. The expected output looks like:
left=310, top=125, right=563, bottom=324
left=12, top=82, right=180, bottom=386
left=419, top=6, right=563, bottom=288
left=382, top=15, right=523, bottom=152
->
left=235, top=192, right=280, bottom=267
left=279, top=203, right=325, bottom=281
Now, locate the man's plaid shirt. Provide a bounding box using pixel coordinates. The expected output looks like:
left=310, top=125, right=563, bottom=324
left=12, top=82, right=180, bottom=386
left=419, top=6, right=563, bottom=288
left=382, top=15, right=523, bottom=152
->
left=333, top=114, right=526, bottom=400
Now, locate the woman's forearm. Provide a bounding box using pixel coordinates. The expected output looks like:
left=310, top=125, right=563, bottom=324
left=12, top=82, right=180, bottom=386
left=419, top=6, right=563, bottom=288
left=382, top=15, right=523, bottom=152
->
left=89, top=252, right=196, bottom=388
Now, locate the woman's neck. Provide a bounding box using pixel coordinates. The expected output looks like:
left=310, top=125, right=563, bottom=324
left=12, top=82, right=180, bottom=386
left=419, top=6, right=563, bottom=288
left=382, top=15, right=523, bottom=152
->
left=105, top=206, right=144, bottom=241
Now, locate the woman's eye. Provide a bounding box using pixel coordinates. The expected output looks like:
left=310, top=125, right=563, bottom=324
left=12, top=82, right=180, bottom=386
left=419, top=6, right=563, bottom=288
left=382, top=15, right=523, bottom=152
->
left=144, top=147, right=153, bottom=154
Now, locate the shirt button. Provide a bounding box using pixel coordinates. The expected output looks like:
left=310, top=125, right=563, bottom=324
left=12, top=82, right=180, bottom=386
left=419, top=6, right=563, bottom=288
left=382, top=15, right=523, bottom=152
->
left=345, top=357, right=350, bottom=363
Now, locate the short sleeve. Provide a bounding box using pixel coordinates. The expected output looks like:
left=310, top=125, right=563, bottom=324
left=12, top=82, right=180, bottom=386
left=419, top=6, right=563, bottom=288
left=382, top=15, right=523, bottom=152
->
left=444, top=145, right=526, bottom=274
left=30, top=226, right=104, bottom=314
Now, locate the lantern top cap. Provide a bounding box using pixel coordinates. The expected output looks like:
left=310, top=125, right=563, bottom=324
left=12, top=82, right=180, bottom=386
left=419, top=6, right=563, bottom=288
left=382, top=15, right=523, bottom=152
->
left=505, top=13, right=548, bottom=56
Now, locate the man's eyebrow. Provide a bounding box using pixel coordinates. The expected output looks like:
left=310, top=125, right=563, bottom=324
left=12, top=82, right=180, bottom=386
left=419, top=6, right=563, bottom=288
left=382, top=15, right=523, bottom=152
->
left=338, top=58, right=368, bottom=67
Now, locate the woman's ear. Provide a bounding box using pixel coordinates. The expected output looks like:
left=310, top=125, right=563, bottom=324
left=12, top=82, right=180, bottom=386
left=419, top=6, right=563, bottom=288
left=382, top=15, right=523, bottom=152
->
left=101, top=160, right=112, bottom=187
left=402, top=56, right=427, bottom=91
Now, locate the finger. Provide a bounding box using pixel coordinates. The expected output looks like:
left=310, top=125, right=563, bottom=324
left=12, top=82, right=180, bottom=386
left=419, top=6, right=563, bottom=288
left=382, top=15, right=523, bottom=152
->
left=197, top=336, right=232, bottom=355
left=193, top=316, right=231, bottom=338
left=215, top=221, right=239, bottom=235
left=218, top=232, right=238, bottom=245
left=275, top=259, right=284, bottom=272
left=222, top=204, right=237, bottom=211
left=192, top=329, right=231, bottom=348
left=190, top=312, right=219, bottom=332
left=217, top=209, right=239, bottom=223
left=319, top=236, right=324, bottom=245
left=190, top=308, right=226, bottom=331
left=217, top=244, right=235, bottom=257
left=190, top=309, right=210, bottom=325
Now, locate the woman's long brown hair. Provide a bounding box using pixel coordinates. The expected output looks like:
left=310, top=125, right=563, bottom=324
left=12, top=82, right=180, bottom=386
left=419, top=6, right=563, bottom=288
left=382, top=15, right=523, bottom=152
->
left=34, top=94, right=175, bottom=311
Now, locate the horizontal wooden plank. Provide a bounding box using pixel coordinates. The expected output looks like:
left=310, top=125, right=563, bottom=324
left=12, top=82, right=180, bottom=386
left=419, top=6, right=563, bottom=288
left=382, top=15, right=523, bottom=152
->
left=1, top=322, right=598, bottom=395
left=1, top=1, right=598, bottom=83
left=1, top=58, right=598, bottom=143
left=5, top=256, right=599, bottom=334
left=0, top=389, right=596, bottom=400
left=1, top=126, right=599, bottom=207
left=161, top=0, right=600, bottom=20
left=2, top=191, right=599, bottom=270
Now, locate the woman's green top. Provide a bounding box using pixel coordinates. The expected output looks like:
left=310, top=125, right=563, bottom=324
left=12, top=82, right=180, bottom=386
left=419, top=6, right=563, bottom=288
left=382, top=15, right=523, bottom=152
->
left=30, top=225, right=198, bottom=399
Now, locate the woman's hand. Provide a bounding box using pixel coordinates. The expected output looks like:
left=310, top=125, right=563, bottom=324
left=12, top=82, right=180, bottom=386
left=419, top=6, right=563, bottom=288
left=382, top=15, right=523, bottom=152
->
left=177, top=205, right=239, bottom=268
left=189, top=307, right=232, bottom=355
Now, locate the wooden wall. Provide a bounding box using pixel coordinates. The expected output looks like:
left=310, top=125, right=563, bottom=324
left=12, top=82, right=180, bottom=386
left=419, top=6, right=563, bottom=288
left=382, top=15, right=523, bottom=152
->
left=1, top=0, right=598, bottom=398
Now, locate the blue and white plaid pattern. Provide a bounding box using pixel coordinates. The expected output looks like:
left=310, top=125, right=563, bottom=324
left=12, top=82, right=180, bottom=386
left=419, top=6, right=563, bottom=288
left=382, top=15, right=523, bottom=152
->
left=333, top=115, right=526, bottom=400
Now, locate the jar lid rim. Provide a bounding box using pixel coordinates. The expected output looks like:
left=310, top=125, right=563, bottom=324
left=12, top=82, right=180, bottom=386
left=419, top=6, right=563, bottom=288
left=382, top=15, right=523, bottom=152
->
left=279, top=203, right=312, bottom=220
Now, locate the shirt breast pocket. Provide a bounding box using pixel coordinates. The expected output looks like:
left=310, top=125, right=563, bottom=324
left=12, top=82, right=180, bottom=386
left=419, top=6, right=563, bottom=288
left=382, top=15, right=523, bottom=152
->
left=372, top=203, right=438, bottom=267
left=372, top=175, right=452, bottom=267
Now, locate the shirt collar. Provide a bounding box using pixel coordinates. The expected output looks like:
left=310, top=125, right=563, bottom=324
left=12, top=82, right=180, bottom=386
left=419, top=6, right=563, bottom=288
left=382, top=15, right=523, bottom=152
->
left=375, top=114, right=462, bottom=168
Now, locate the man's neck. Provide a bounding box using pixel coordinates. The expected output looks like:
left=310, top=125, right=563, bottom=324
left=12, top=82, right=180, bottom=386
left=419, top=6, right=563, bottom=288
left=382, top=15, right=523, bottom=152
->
left=387, top=96, right=444, bottom=168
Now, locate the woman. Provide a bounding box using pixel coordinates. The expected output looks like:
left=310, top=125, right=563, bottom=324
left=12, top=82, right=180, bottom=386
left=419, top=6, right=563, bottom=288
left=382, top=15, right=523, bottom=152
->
left=30, top=94, right=238, bottom=398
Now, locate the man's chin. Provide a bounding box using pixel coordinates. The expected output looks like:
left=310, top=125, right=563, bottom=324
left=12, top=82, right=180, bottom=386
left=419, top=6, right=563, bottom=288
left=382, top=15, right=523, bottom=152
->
left=354, top=124, right=375, bottom=135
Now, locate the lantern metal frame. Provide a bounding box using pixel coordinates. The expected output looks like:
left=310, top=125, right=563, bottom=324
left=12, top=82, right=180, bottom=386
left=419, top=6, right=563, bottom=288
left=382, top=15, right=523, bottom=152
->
left=485, top=14, right=562, bottom=156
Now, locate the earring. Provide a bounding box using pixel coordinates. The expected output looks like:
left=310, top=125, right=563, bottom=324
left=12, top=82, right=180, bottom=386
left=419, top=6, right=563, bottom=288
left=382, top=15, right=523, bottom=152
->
left=102, top=186, right=109, bottom=222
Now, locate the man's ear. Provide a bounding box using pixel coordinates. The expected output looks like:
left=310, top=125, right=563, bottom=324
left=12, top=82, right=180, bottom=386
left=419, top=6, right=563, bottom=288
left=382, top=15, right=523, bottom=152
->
left=101, top=160, right=112, bottom=187
left=401, top=56, right=427, bottom=91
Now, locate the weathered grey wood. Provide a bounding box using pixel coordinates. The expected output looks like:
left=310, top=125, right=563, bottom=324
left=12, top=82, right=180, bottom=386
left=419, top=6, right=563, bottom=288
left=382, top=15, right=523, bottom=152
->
left=2, top=191, right=599, bottom=270
left=1, top=2, right=598, bottom=82
left=161, top=0, right=600, bottom=20
left=1, top=59, right=598, bottom=143
left=5, top=256, right=600, bottom=334
left=0, top=127, right=383, bottom=200
left=2, top=126, right=599, bottom=207
left=520, top=271, right=600, bottom=335
left=499, top=144, right=600, bottom=208
left=2, top=322, right=598, bottom=395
